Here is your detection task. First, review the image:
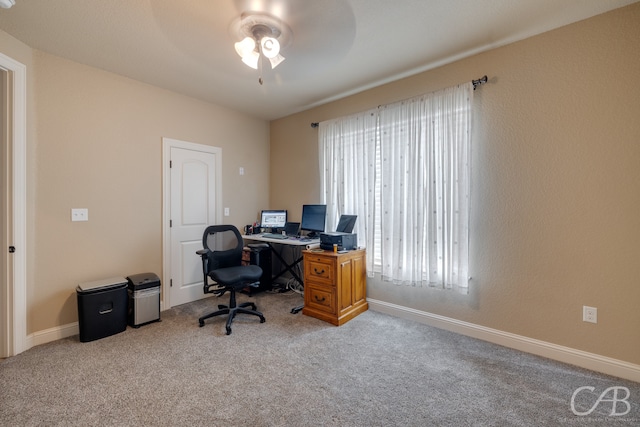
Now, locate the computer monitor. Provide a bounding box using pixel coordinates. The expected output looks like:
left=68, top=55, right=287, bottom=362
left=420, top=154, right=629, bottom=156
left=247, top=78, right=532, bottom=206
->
left=260, top=210, right=287, bottom=230
left=336, top=215, right=357, bottom=233
left=300, top=204, right=327, bottom=237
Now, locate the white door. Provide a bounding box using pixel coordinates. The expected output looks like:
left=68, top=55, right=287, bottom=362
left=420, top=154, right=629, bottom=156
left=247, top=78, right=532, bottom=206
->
left=1, top=53, right=27, bottom=357
left=165, top=139, right=221, bottom=307
left=1, top=69, right=7, bottom=358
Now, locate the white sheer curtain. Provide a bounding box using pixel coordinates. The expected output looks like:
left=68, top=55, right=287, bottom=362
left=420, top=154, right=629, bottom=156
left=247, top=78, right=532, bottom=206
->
left=319, top=110, right=377, bottom=275
left=378, top=83, right=471, bottom=291
left=319, top=82, right=472, bottom=292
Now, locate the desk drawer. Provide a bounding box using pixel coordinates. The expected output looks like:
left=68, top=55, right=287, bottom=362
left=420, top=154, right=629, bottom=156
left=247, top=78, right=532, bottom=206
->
left=305, top=283, right=336, bottom=315
left=305, top=258, right=334, bottom=286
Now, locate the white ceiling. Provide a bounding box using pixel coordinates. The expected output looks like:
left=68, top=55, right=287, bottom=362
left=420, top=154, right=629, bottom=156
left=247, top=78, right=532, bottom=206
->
left=0, top=0, right=636, bottom=120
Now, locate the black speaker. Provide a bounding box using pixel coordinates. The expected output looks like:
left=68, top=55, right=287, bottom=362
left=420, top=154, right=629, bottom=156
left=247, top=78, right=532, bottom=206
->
left=245, top=243, right=272, bottom=294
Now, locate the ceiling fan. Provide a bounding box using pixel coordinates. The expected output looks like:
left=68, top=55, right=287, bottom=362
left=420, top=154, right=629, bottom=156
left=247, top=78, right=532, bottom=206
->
left=231, top=12, right=292, bottom=84
left=0, top=0, right=15, bottom=9
left=228, top=0, right=355, bottom=85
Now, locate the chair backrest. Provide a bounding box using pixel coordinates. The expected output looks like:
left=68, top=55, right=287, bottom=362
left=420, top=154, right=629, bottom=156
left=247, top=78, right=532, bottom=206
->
left=202, top=225, right=243, bottom=272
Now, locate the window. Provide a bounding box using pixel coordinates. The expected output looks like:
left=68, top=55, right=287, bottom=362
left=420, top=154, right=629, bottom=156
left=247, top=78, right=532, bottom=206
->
left=320, top=83, right=471, bottom=292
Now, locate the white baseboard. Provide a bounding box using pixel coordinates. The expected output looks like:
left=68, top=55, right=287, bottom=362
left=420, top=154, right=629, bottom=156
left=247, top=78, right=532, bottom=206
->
left=26, top=322, right=79, bottom=349
left=368, top=298, right=640, bottom=383
left=23, top=302, right=170, bottom=351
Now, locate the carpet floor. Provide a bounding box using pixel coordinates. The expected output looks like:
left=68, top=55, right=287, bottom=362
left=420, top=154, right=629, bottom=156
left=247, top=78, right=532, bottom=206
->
left=1, top=290, right=638, bottom=426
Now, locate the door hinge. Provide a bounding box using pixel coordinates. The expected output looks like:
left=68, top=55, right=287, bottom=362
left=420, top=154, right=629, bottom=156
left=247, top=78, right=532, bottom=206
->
left=169, top=160, right=172, bottom=168
left=170, top=279, right=173, bottom=287
left=170, top=219, right=172, bottom=228
left=8, top=246, right=15, bottom=253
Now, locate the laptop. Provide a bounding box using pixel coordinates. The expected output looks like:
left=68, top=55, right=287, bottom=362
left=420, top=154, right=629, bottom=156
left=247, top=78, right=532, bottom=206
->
left=336, top=215, right=357, bottom=233
left=284, top=222, right=300, bottom=236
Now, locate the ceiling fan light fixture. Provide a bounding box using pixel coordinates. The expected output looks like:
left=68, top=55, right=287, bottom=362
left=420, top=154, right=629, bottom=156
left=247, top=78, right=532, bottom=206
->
left=0, top=0, right=15, bottom=9
left=241, top=50, right=260, bottom=70
left=268, top=53, right=285, bottom=69
left=234, top=36, right=256, bottom=58
left=260, top=37, right=280, bottom=59
left=231, top=12, right=292, bottom=78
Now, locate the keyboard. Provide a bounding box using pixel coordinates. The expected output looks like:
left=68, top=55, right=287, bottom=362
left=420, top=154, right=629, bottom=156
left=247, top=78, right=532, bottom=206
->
left=262, top=233, right=288, bottom=239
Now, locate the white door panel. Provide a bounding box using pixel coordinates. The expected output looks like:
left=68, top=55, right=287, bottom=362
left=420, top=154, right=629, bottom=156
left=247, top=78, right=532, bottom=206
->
left=166, top=140, right=220, bottom=307
left=180, top=239, right=203, bottom=289
left=181, top=160, right=209, bottom=225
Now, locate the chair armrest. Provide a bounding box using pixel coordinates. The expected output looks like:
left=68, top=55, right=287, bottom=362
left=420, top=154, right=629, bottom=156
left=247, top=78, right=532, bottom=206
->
left=196, top=249, right=211, bottom=287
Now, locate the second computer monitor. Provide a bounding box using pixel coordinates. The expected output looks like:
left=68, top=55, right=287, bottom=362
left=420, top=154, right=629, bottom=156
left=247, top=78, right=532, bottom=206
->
left=300, top=204, right=326, bottom=237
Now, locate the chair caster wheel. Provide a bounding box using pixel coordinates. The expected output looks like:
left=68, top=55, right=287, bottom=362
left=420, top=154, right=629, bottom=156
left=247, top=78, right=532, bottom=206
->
left=260, top=317, right=266, bottom=323
left=199, top=320, right=204, bottom=327
left=225, top=327, right=232, bottom=335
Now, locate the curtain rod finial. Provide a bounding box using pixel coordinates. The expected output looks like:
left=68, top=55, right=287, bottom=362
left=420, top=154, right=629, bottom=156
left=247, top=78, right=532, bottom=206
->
left=311, top=122, right=319, bottom=128
left=472, top=75, right=488, bottom=90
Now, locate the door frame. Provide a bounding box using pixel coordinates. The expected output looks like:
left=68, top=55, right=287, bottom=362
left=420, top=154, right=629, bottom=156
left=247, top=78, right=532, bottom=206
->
left=162, top=137, right=222, bottom=310
left=1, top=52, right=27, bottom=357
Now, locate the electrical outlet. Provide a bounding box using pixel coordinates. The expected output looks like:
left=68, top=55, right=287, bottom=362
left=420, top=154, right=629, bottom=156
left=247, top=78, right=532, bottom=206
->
left=224, top=207, right=230, bottom=216
left=239, top=167, right=245, bottom=175
left=71, top=208, right=88, bottom=222
left=583, top=306, right=597, bottom=323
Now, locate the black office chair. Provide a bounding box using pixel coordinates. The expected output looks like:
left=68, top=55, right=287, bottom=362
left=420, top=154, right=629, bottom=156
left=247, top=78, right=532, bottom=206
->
left=196, top=224, right=265, bottom=335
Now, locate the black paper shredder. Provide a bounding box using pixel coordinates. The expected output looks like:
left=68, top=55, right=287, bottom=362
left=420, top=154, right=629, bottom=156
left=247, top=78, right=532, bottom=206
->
left=76, top=277, right=128, bottom=342
left=126, top=272, right=161, bottom=328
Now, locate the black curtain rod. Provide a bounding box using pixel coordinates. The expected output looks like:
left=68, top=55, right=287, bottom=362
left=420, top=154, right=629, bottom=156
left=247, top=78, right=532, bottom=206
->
left=311, top=75, right=488, bottom=128
left=472, top=75, right=488, bottom=90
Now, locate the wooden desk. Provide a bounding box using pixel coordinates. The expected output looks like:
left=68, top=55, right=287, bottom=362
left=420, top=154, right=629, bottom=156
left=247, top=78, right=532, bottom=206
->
left=302, top=248, right=367, bottom=326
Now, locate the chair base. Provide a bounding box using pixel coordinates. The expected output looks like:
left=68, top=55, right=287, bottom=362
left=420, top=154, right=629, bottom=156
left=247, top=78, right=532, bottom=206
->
left=198, top=290, right=265, bottom=335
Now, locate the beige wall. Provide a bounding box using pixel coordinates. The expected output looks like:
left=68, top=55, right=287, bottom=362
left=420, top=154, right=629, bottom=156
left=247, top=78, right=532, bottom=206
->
left=271, top=4, right=640, bottom=364
left=1, top=32, right=270, bottom=333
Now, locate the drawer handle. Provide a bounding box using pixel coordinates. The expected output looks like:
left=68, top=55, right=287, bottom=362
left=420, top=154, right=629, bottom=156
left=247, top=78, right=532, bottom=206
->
left=314, top=268, right=325, bottom=275
left=314, top=295, right=326, bottom=303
